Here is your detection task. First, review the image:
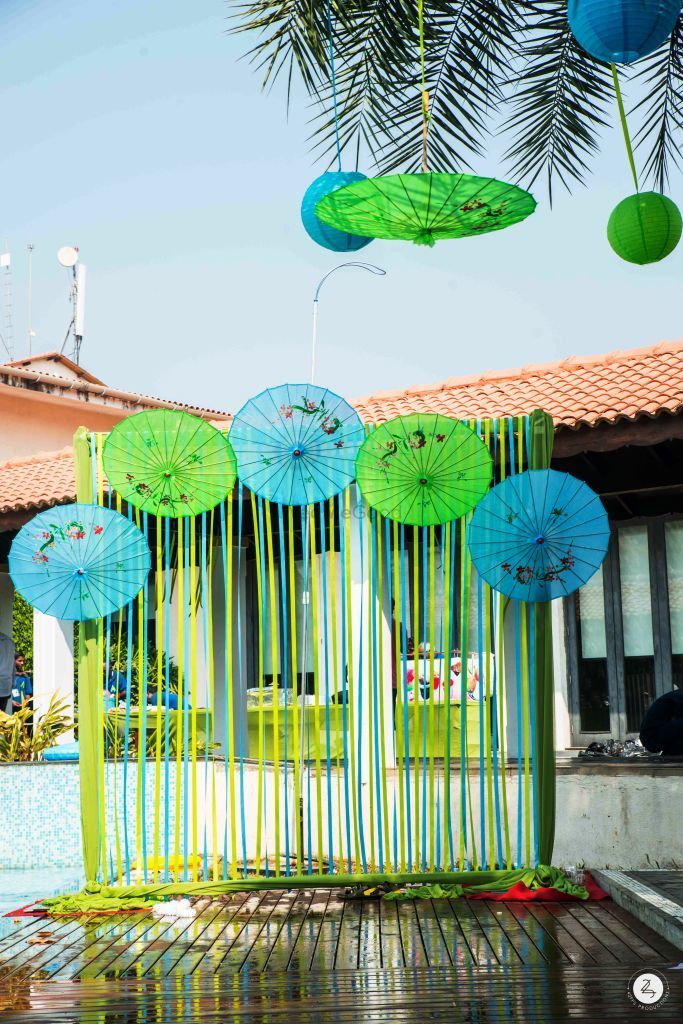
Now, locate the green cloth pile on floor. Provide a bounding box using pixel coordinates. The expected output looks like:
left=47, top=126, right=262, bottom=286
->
left=42, top=866, right=587, bottom=916
left=383, top=865, right=589, bottom=901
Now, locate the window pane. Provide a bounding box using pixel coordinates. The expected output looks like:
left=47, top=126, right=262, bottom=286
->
left=575, top=567, right=610, bottom=732
left=578, top=565, right=607, bottom=659
left=618, top=526, right=655, bottom=732
left=665, top=522, right=683, bottom=688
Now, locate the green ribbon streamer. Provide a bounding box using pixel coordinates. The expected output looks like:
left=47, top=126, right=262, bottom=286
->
left=611, top=64, right=639, bottom=193
left=529, top=410, right=556, bottom=867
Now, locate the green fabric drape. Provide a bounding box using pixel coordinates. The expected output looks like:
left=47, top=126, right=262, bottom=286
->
left=73, top=426, right=101, bottom=884
left=528, top=409, right=556, bottom=866
left=42, top=866, right=587, bottom=914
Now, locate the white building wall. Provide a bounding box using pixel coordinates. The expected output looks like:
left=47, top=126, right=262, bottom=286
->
left=32, top=610, right=75, bottom=742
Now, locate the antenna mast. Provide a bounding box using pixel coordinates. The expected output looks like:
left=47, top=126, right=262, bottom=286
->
left=58, top=246, right=86, bottom=363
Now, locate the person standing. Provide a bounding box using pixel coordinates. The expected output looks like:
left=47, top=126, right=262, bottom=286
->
left=0, top=632, right=16, bottom=716
left=640, top=688, right=683, bottom=756
left=12, top=653, right=33, bottom=711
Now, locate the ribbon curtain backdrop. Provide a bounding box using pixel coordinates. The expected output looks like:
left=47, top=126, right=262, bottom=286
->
left=72, top=411, right=555, bottom=891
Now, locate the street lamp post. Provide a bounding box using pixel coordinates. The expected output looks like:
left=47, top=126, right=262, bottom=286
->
left=310, top=261, right=386, bottom=384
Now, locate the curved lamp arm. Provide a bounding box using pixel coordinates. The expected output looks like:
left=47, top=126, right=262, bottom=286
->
left=311, top=261, right=386, bottom=383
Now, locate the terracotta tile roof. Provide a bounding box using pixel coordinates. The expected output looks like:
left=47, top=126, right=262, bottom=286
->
left=5, top=352, right=106, bottom=385
left=2, top=341, right=682, bottom=518
left=0, top=447, right=76, bottom=516
left=353, top=340, right=683, bottom=429
left=1, top=352, right=230, bottom=420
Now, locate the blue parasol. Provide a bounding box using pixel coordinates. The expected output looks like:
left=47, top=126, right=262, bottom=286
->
left=9, top=503, right=151, bottom=621
left=229, top=383, right=365, bottom=506
left=468, top=469, right=610, bottom=602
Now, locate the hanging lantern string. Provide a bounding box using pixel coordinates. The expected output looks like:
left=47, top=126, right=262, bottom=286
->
left=419, top=0, right=431, bottom=172
left=611, top=64, right=639, bottom=194
left=327, top=0, right=343, bottom=173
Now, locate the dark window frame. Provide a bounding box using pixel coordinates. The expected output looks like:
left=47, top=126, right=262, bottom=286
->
left=565, top=515, right=681, bottom=744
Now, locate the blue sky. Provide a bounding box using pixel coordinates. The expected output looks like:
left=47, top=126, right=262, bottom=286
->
left=0, top=0, right=681, bottom=414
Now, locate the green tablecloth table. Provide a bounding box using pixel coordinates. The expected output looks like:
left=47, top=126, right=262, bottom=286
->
left=107, top=707, right=213, bottom=756
left=395, top=700, right=483, bottom=760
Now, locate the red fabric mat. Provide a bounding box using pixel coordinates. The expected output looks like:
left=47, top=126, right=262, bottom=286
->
left=468, top=871, right=609, bottom=902
left=2, top=900, right=47, bottom=918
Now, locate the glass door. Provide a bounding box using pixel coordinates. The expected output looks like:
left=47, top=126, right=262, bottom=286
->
left=567, top=521, right=672, bottom=744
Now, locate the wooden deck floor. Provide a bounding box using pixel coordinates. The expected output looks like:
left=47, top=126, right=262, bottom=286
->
left=1, top=892, right=682, bottom=1022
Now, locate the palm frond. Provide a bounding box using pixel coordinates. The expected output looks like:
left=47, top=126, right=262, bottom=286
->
left=503, top=1, right=613, bottom=201
left=630, top=17, right=683, bottom=192
left=230, top=0, right=683, bottom=197
left=373, top=0, right=524, bottom=174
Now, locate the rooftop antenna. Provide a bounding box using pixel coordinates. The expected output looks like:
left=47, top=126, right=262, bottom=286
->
left=58, top=246, right=86, bottom=364
left=27, top=243, right=35, bottom=356
left=0, top=243, right=13, bottom=360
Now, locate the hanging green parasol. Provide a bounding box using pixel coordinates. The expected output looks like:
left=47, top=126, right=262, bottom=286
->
left=103, top=409, right=237, bottom=518
left=315, top=171, right=536, bottom=248
left=355, top=413, right=492, bottom=527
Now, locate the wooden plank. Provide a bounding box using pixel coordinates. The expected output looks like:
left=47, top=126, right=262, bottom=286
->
left=1, top=919, right=85, bottom=980
left=184, top=895, right=254, bottom=978
left=585, top=900, right=682, bottom=961
left=333, top=897, right=362, bottom=970
left=309, top=891, right=343, bottom=972
left=217, top=890, right=284, bottom=973
left=377, top=899, right=405, bottom=969
left=261, top=890, right=315, bottom=973
left=0, top=915, right=41, bottom=947
left=394, top=901, right=428, bottom=969
left=243, top=890, right=301, bottom=975
left=524, top=904, right=593, bottom=965
left=76, top=915, right=173, bottom=980
left=501, top=909, right=573, bottom=962
left=42, top=914, right=153, bottom=980
left=209, top=891, right=270, bottom=974
left=165, top=907, right=232, bottom=978
left=431, top=899, right=473, bottom=967
left=466, top=901, right=524, bottom=966
left=564, top=903, right=648, bottom=965
left=284, top=890, right=329, bottom=972
left=473, top=902, right=545, bottom=966
left=448, top=900, right=498, bottom=966
left=127, top=912, right=201, bottom=979
left=357, top=899, right=383, bottom=969
left=528, top=903, right=612, bottom=964
left=412, top=900, right=452, bottom=966
left=16, top=964, right=683, bottom=1023
left=0, top=916, right=57, bottom=958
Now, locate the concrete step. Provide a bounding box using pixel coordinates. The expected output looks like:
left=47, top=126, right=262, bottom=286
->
left=593, top=869, right=683, bottom=953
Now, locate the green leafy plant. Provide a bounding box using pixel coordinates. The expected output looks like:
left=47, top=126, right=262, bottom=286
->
left=230, top=0, right=683, bottom=197
left=0, top=695, right=73, bottom=762
left=12, top=592, right=34, bottom=672
left=105, top=635, right=179, bottom=706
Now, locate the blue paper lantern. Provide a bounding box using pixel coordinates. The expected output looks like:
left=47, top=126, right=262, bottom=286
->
left=568, top=0, right=682, bottom=63
left=301, top=171, right=373, bottom=252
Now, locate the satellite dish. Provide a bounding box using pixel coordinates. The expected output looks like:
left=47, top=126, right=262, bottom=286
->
left=57, top=246, right=79, bottom=268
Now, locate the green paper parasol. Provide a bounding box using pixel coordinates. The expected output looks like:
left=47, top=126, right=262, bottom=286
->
left=103, top=409, right=237, bottom=518
left=315, top=172, right=536, bottom=247
left=355, top=413, right=492, bottom=526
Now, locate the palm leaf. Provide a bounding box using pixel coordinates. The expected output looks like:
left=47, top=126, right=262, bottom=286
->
left=502, top=1, right=613, bottom=201
left=630, top=17, right=683, bottom=192
left=230, top=0, right=683, bottom=197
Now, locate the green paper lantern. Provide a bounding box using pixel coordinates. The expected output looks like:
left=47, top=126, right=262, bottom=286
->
left=607, top=192, right=682, bottom=265
left=316, top=172, right=536, bottom=247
